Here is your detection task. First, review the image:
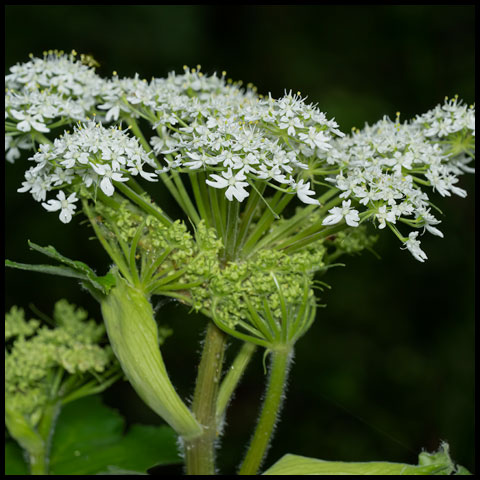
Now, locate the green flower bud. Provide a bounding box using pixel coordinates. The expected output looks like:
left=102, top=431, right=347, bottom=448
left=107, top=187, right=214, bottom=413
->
left=211, top=271, right=317, bottom=350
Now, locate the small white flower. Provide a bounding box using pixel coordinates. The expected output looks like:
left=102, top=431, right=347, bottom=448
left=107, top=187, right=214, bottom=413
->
left=279, top=115, right=304, bottom=136
left=97, top=103, right=121, bottom=122
left=416, top=207, right=444, bottom=238
left=256, top=164, right=289, bottom=184
left=403, top=231, right=428, bottom=262
left=294, top=179, right=320, bottom=205
left=184, top=151, right=218, bottom=170
left=128, top=161, right=158, bottom=182
left=299, top=127, right=331, bottom=151
left=205, top=168, right=250, bottom=202
left=10, top=109, right=50, bottom=133
left=155, top=154, right=183, bottom=174
left=322, top=199, right=360, bottom=227
left=90, top=163, right=129, bottom=196
left=375, top=205, right=396, bottom=229
left=42, top=190, right=78, bottom=223
left=61, top=148, right=90, bottom=168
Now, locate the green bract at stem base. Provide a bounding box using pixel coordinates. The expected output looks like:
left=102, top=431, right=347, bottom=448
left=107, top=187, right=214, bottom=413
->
left=100, top=274, right=203, bottom=440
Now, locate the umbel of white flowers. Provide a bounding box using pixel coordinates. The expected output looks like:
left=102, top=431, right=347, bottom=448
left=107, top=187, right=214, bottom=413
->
left=5, top=52, right=475, bottom=262
left=317, top=101, right=474, bottom=261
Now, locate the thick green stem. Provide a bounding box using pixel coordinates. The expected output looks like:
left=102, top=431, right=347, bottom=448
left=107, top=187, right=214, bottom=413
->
left=35, top=401, right=61, bottom=474
left=238, top=347, right=293, bottom=475
left=185, top=322, right=227, bottom=475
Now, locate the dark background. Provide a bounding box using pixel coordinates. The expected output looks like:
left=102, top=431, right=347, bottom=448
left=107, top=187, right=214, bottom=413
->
left=5, top=5, right=475, bottom=474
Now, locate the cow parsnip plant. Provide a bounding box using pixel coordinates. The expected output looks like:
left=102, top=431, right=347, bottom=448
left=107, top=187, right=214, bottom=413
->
left=5, top=51, right=474, bottom=475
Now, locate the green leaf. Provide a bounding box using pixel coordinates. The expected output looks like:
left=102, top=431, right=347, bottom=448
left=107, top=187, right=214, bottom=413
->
left=5, top=440, right=29, bottom=475
left=48, top=395, right=181, bottom=475
left=28, top=241, right=116, bottom=293
left=5, top=242, right=116, bottom=298
left=95, top=467, right=149, bottom=475
left=455, top=465, right=473, bottom=475
left=5, top=259, right=90, bottom=281
left=262, top=443, right=468, bottom=475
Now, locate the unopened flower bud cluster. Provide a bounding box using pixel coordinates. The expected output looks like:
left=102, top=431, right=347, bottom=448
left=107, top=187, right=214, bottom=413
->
left=93, top=199, right=222, bottom=289
left=5, top=301, right=115, bottom=426
left=93, top=198, right=325, bottom=340
left=190, top=245, right=326, bottom=335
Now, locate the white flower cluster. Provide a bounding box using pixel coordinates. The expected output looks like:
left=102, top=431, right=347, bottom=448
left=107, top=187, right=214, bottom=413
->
left=7, top=53, right=475, bottom=262
left=98, top=67, right=345, bottom=204
left=319, top=98, right=475, bottom=261
left=18, top=122, right=158, bottom=223
left=413, top=96, right=475, bottom=138
left=5, top=51, right=104, bottom=162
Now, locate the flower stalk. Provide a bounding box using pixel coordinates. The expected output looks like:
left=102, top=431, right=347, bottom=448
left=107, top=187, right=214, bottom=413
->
left=216, top=341, right=257, bottom=423
left=238, top=346, right=293, bottom=475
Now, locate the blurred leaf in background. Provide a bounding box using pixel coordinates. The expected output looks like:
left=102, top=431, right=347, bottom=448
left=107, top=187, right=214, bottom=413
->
left=5, top=5, right=474, bottom=475
left=5, top=395, right=180, bottom=475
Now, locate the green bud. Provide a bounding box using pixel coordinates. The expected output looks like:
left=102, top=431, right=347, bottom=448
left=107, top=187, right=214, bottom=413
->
left=100, top=275, right=203, bottom=439
left=211, top=271, right=317, bottom=349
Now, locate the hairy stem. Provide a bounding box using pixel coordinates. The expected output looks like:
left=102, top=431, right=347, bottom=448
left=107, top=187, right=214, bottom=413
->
left=238, top=347, right=293, bottom=475
left=185, top=322, right=227, bottom=475
left=216, top=341, right=257, bottom=423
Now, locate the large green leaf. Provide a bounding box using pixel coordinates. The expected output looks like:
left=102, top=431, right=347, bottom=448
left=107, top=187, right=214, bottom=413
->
left=5, top=440, right=29, bottom=475
left=47, top=395, right=181, bottom=475
left=262, top=444, right=471, bottom=475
